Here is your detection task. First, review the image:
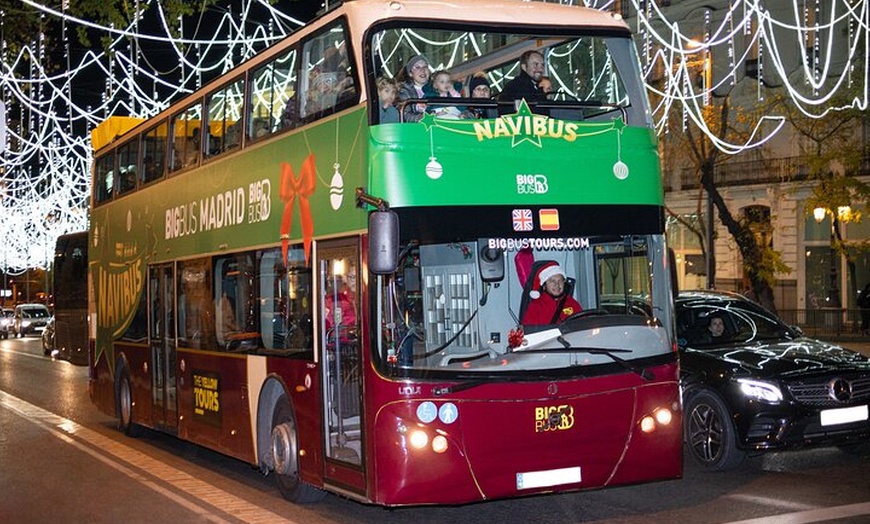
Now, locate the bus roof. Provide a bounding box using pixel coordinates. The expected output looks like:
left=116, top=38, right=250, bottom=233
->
left=91, top=116, right=146, bottom=151
left=341, top=0, right=629, bottom=31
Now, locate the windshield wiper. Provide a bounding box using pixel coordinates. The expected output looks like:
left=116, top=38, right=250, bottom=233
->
left=432, top=380, right=489, bottom=396
left=555, top=336, right=654, bottom=381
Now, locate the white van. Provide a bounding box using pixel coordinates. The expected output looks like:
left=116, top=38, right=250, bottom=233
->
left=12, top=303, right=51, bottom=337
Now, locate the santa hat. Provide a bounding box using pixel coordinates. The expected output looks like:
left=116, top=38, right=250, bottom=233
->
left=529, top=261, right=565, bottom=299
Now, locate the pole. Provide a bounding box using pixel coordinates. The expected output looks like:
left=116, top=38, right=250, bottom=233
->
left=706, top=189, right=715, bottom=289
left=828, top=216, right=841, bottom=308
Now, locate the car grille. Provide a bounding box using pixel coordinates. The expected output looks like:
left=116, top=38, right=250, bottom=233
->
left=787, top=375, right=870, bottom=407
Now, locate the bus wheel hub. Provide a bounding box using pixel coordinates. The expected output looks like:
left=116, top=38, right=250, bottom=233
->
left=271, top=422, right=296, bottom=475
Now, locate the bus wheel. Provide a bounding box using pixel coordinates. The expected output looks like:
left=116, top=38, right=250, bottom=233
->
left=117, top=371, right=142, bottom=437
left=685, top=389, right=745, bottom=470
left=271, top=396, right=325, bottom=503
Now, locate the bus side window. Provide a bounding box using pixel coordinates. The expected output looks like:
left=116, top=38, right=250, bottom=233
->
left=249, top=47, right=297, bottom=140
left=94, top=152, right=115, bottom=204
left=260, top=247, right=313, bottom=354
left=171, top=104, right=202, bottom=172
left=141, top=122, right=167, bottom=184
left=214, top=254, right=260, bottom=353
left=301, top=22, right=355, bottom=120
left=177, top=258, right=215, bottom=350
left=117, top=138, right=138, bottom=195
left=205, top=77, right=244, bottom=157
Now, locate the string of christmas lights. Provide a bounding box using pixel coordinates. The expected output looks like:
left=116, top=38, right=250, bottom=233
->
left=0, top=0, right=866, bottom=273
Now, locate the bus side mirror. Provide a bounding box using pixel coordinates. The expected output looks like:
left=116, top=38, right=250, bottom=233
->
left=369, top=210, right=399, bottom=274
left=479, top=247, right=504, bottom=283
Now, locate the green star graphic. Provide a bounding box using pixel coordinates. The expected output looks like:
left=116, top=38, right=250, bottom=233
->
left=509, top=100, right=543, bottom=148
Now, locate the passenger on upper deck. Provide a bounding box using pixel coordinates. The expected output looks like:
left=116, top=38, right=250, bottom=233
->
left=397, top=54, right=431, bottom=122
left=376, top=76, right=400, bottom=123
left=521, top=262, right=583, bottom=325
left=538, top=76, right=553, bottom=97
left=424, top=70, right=463, bottom=119
left=498, top=50, right=547, bottom=114
left=462, top=74, right=498, bottom=119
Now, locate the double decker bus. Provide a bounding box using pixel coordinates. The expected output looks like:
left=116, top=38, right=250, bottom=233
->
left=88, top=0, right=682, bottom=506
left=50, top=231, right=89, bottom=365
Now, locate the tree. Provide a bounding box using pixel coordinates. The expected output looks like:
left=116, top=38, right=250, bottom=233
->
left=662, top=94, right=790, bottom=314
left=780, top=90, right=870, bottom=308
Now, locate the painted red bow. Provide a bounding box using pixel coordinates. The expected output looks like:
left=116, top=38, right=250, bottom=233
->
left=280, top=153, right=316, bottom=265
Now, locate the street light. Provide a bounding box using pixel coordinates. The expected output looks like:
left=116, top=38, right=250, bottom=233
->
left=813, top=205, right=850, bottom=309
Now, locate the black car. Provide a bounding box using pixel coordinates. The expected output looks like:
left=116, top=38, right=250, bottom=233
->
left=677, top=290, right=870, bottom=470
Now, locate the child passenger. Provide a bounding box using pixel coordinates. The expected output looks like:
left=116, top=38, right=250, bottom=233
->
left=424, top=70, right=462, bottom=119
left=377, top=76, right=400, bottom=123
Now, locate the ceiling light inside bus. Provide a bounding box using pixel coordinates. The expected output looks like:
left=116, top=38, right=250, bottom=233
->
left=389, top=1, right=403, bottom=10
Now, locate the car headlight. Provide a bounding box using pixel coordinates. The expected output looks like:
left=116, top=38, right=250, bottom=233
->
left=737, top=378, right=783, bottom=403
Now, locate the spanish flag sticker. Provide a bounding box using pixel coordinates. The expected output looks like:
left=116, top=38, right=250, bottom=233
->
left=539, top=208, right=560, bottom=231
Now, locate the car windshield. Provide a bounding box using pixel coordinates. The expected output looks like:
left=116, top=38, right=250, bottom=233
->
left=21, top=307, right=49, bottom=319
left=677, top=297, right=798, bottom=348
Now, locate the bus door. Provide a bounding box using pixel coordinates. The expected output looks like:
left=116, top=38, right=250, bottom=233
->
left=149, top=263, right=178, bottom=432
left=318, top=240, right=365, bottom=488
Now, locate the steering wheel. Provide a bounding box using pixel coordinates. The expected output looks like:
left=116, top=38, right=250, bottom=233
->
left=563, top=308, right=608, bottom=322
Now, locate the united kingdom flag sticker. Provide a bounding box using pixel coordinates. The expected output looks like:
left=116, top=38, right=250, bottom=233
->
left=512, top=209, right=534, bottom=232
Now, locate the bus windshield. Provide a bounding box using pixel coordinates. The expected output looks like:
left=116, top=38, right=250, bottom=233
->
left=377, top=234, right=673, bottom=377
left=370, top=26, right=650, bottom=126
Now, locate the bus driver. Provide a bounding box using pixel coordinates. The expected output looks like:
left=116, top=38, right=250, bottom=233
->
left=521, top=261, right=582, bottom=325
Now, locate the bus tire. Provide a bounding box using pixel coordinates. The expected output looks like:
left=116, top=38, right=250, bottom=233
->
left=684, top=389, right=745, bottom=470
left=117, top=370, right=142, bottom=437
left=271, top=396, right=325, bottom=503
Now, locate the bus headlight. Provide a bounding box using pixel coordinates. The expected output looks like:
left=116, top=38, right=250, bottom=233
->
left=640, top=407, right=674, bottom=433
left=737, top=378, right=783, bottom=403
left=655, top=407, right=673, bottom=425
left=431, top=434, right=448, bottom=454
left=409, top=429, right=428, bottom=449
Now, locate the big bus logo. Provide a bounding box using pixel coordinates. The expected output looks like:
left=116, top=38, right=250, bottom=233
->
left=534, top=404, right=575, bottom=432
left=516, top=174, right=548, bottom=194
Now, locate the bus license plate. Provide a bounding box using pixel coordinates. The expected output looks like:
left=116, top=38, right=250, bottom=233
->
left=516, top=466, right=581, bottom=490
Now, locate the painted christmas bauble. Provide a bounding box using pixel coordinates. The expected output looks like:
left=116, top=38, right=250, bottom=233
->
left=425, top=157, right=443, bottom=179
left=330, top=171, right=344, bottom=210
left=613, top=160, right=629, bottom=180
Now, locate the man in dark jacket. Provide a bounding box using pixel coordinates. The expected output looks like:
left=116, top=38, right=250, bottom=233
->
left=498, top=50, right=546, bottom=114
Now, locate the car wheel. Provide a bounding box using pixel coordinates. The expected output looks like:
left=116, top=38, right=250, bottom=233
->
left=117, top=370, right=142, bottom=437
left=685, top=389, right=746, bottom=470
left=270, top=396, right=325, bottom=503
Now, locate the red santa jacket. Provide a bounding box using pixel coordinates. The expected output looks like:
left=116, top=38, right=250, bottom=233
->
left=522, top=292, right=582, bottom=325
